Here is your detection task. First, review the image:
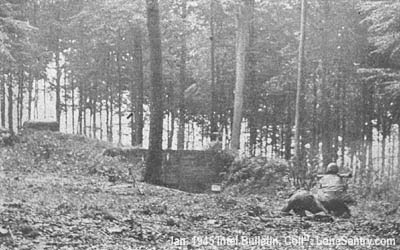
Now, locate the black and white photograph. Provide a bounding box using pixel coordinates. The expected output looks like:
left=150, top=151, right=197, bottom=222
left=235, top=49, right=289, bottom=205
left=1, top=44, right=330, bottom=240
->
left=0, top=0, right=399, bottom=249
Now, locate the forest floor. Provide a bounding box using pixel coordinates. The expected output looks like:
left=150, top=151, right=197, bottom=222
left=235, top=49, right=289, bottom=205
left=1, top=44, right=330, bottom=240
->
left=0, top=131, right=399, bottom=250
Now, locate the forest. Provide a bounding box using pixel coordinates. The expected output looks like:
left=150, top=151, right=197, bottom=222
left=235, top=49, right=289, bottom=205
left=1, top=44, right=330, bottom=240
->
left=1, top=0, right=400, bottom=249
left=2, top=0, right=398, bottom=193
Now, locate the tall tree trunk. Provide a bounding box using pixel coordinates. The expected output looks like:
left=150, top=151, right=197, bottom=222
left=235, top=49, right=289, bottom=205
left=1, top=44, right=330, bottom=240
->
left=78, top=80, right=83, bottom=134
left=92, top=83, right=97, bottom=138
left=133, top=26, right=144, bottom=147
left=106, top=51, right=113, bottom=142
left=0, top=74, right=5, bottom=127
left=130, top=77, right=135, bottom=146
left=116, top=49, right=122, bottom=145
left=99, top=99, right=103, bottom=140
left=34, top=79, right=39, bottom=119
left=17, top=67, right=24, bottom=130
left=294, top=0, right=307, bottom=171
left=71, top=77, right=75, bottom=133
left=83, top=99, right=87, bottom=136
left=177, top=0, right=187, bottom=150
left=398, top=125, right=400, bottom=180
left=130, top=37, right=135, bottom=146
left=8, top=74, right=13, bottom=134
left=19, top=72, right=23, bottom=129
left=145, top=0, right=164, bottom=185
left=391, top=134, right=395, bottom=181
left=168, top=111, right=175, bottom=149
left=28, top=74, right=33, bottom=120
left=311, top=78, right=318, bottom=154
left=105, top=85, right=110, bottom=141
left=272, top=124, right=278, bottom=157
left=64, top=72, right=68, bottom=132
left=55, top=51, right=62, bottom=124
left=231, top=0, right=250, bottom=154
left=16, top=73, right=20, bottom=129
left=366, top=87, right=374, bottom=185
left=210, top=0, right=218, bottom=141
left=320, top=0, right=335, bottom=167
left=88, top=96, right=92, bottom=137
left=109, top=82, right=114, bottom=142
left=167, top=78, right=174, bottom=149
left=381, top=129, right=386, bottom=181
left=19, top=69, right=24, bottom=129
left=246, top=0, right=257, bottom=156
left=340, top=80, right=346, bottom=167
left=43, top=80, right=47, bottom=118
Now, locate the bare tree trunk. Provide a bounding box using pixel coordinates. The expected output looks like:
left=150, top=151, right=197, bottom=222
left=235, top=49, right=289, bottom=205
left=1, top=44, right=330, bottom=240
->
left=106, top=51, right=113, bottom=142
left=109, top=82, right=114, bottom=142
left=0, top=74, right=5, bottom=127
left=17, top=67, right=24, bottom=130
left=311, top=75, right=318, bottom=154
left=231, top=0, right=250, bottom=154
left=340, top=81, right=346, bottom=167
left=88, top=97, right=92, bottom=138
left=272, top=124, right=278, bottom=157
left=294, top=0, right=307, bottom=173
left=105, top=98, right=109, bottom=138
left=366, top=88, right=374, bottom=185
left=99, top=100, right=103, bottom=140
left=116, top=48, right=122, bottom=145
left=145, top=0, right=164, bottom=185
left=83, top=101, right=87, bottom=136
left=19, top=70, right=23, bottom=129
left=105, top=85, right=110, bottom=141
left=8, top=73, right=13, bottom=134
left=168, top=111, right=175, bottom=149
left=28, top=74, right=33, bottom=120
left=64, top=71, right=68, bottom=133
left=320, top=0, right=336, bottom=167
left=130, top=59, right=136, bottom=146
left=55, top=51, right=62, bottom=125
left=43, top=80, right=47, bottom=118
left=133, top=26, right=144, bottom=147
left=390, top=133, right=395, bottom=181
left=177, top=0, right=187, bottom=150
left=381, top=131, right=386, bottom=180
left=93, top=83, right=97, bottom=138
left=78, top=81, right=83, bottom=134
left=246, top=0, right=257, bottom=156
left=210, top=0, right=218, bottom=142
left=71, top=77, right=75, bottom=133
left=398, top=126, right=400, bottom=180
left=166, top=69, right=175, bottom=148
left=34, top=80, right=39, bottom=119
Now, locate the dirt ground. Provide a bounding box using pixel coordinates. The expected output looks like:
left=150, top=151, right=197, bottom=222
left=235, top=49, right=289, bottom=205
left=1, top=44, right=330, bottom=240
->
left=0, top=131, right=399, bottom=250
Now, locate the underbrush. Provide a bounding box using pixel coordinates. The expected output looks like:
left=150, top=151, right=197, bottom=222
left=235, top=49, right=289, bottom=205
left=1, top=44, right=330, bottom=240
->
left=0, top=130, right=143, bottom=182
left=222, top=156, right=291, bottom=195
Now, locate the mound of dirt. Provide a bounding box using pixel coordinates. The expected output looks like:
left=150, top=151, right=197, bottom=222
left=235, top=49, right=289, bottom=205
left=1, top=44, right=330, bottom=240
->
left=0, top=130, right=141, bottom=182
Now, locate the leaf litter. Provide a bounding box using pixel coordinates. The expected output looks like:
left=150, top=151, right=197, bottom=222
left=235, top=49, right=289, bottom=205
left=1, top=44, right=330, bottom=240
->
left=0, top=131, right=399, bottom=249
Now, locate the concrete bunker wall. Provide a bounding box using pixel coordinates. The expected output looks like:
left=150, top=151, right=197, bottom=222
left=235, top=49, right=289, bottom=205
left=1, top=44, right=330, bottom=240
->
left=117, top=149, right=229, bottom=193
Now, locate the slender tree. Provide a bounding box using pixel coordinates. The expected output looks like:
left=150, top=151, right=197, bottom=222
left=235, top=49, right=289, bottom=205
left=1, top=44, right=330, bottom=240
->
left=231, top=0, right=250, bottom=154
left=134, top=26, right=144, bottom=147
left=246, top=0, right=257, bottom=156
left=8, top=74, right=13, bottom=134
left=0, top=74, right=5, bottom=127
left=320, top=0, right=335, bottom=167
left=177, top=0, right=187, bottom=150
left=293, top=0, right=307, bottom=172
left=210, top=0, right=218, bottom=141
left=144, top=0, right=164, bottom=184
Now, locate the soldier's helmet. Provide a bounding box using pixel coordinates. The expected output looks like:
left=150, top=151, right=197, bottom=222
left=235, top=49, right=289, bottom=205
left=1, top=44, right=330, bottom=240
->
left=326, top=162, right=339, bottom=174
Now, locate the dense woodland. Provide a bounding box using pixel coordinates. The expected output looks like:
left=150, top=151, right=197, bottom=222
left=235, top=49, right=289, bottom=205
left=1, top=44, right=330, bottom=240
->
left=1, top=0, right=400, bottom=193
